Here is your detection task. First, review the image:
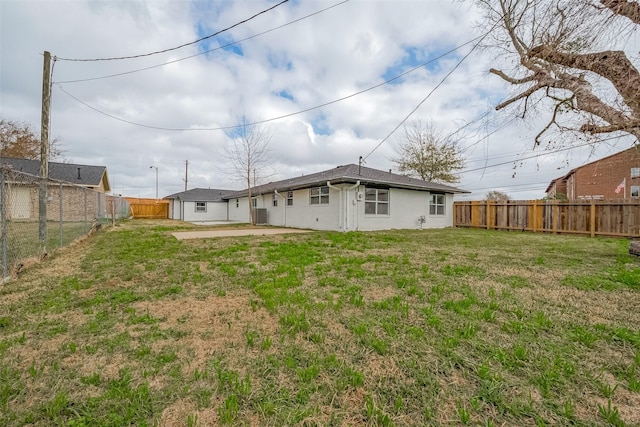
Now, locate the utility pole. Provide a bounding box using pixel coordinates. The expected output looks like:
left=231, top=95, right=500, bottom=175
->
left=184, top=160, right=188, bottom=191
left=39, top=51, right=51, bottom=249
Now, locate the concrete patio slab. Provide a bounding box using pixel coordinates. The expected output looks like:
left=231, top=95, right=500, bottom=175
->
left=172, top=228, right=312, bottom=240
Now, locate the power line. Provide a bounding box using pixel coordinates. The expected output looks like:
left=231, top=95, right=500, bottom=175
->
left=54, top=0, right=350, bottom=84
left=55, top=35, right=482, bottom=131
left=362, top=32, right=488, bottom=162
left=459, top=134, right=630, bottom=174
left=56, top=0, right=290, bottom=62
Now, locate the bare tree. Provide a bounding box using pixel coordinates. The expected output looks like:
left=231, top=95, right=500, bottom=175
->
left=224, top=116, right=273, bottom=224
left=392, top=119, right=464, bottom=183
left=485, top=190, right=511, bottom=201
left=478, top=0, right=640, bottom=145
left=0, top=119, right=63, bottom=160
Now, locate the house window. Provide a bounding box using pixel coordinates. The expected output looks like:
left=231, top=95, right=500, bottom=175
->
left=195, top=201, right=206, bottom=212
left=365, top=188, right=389, bottom=215
left=631, top=186, right=640, bottom=198
left=287, top=191, right=293, bottom=206
left=236, top=199, right=239, bottom=208
left=252, top=197, right=257, bottom=208
left=429, top=194, right=445, bottom=215
left=310, top=186, right=329, bottom=205
left=631, top=167, right=640, bottom=178
left=273, top=194, right=278, bottom=207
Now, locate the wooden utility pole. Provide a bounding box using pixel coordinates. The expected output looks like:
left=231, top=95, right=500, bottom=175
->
left=39, top=51, right=51, bottom=247
left=184, top=160, right=188, bottom=191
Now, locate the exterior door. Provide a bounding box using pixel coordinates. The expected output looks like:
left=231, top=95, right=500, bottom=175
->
left=9, top=186, right=31, bottom=219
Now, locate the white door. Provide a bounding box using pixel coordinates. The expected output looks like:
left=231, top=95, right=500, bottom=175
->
left=9, top=186, right=31, bottom=219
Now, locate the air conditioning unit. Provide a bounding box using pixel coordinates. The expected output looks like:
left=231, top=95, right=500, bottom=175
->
left=253, top=208, right=268, bottom=225
left=356, top=192, right=364, bottom=201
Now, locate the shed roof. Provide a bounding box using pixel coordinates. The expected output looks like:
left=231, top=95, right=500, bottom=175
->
left=223, top=164, right=468, bottom=199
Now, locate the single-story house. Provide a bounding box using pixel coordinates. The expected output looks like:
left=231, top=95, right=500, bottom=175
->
left=165, top=188, right=237, bottom=222
left=0, top=156, right=111, bottom=220
left=221, top=164, right=468, bottom=231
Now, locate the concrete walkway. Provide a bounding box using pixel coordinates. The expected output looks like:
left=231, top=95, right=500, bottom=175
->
left=172, top=228, right=312, bottom=240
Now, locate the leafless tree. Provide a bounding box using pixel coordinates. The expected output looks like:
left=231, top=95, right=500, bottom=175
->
left=477, top=0, right=640, bottom=145
left=0, top=119, right=63, bottom=160
left=223, top=116, right=273, bottom=224
left=392, top=119, right=465, bottom=183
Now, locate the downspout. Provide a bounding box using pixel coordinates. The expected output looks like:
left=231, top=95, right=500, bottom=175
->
left=326, top=181, right=342, bottom=230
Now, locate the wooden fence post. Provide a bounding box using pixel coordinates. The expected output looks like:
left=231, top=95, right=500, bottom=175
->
left=590, top=200, right=596, bottom=238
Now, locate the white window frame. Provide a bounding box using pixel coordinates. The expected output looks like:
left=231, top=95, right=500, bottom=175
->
left=272, top=194, right=278, bottom=207
left=429, top=194, right=446, bottom=216
left=631, top=185, right=640, bottom=198
left=310, top=186, right=329, bottom=205
left=631, top=167, right=640, bottom=178
left=286, top=191, right=293, bottom=206
left=195, top=201, right=207, bottom=213
left=252, top=197, right=257, bottom=208
left=364, top=188, right=389, bottom=215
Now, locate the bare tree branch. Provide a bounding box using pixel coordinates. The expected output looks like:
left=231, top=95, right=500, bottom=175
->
left=600, top=0, right=640, bottom=25
left=478, top=0, right=640, bottom=143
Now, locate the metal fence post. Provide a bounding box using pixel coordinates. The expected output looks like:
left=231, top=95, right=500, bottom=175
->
left=1, top=170, right=7, bottom=279
left=59, top=182, right=63, bottom=247
left=83, top=188, right=87, bottom=233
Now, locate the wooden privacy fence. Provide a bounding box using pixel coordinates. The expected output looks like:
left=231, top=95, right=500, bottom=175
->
left=454, top=200, right=640, bottom=238
left=124, top=198, right=169, bottom=219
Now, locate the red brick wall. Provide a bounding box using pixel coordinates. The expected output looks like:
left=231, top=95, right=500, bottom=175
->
left=569, top=148, right=640, bottom=199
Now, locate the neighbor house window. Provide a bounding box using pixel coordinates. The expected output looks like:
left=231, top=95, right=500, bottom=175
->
left=252, top=197, right=257, bottom=208
left=195, top=201, right=206, bottom=212
left=310, top=186, right=329, bottom=205
left=631, top=186, right=640, bottom=198
left=631, top=167, right=640, bottom=178
left=429, top=194, right=445, bottom=215
left=236, top=199, right=239, bottom=208
left=365, top=188, right=389, bottom=215
left=273, top=194, right=278, bottom=207
left=287, top=191, right=293, bottom=206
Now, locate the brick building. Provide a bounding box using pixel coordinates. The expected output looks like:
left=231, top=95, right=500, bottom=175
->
left=0, top=157, right=111, bottom=221
left=546, top=146, right=640, bottom=200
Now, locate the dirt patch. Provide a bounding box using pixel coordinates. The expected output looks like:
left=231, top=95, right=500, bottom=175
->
left=132, top=293, right=279, bottom=373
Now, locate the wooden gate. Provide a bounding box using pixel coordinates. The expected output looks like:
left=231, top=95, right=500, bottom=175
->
left=124, top=198, right=169, bottom=219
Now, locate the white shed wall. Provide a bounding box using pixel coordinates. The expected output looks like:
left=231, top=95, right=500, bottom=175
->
left=177, top=201, right=228, bottom=222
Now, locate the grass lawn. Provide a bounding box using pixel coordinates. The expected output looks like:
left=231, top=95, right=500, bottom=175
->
left=0, top=220, right=639, bottom=426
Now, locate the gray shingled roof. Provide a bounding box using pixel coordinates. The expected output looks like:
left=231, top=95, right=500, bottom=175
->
left=164, top=188, right=237, bottom=202
left=223, top=164, right=468, bottom=199
left=0, top=157, right=109, bottom=189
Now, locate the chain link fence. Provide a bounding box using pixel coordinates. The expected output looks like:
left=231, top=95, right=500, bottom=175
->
left=0, top=165, right=131, bottom=280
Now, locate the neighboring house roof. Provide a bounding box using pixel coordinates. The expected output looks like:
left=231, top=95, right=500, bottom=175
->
left=0, top=157, right=110, bottom=191
left=223, top=164, right=469, bottom=199
left=165, top=188, right=237, bottom=202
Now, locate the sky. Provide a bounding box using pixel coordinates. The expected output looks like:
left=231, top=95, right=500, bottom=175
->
left=1, top=0, right=637, bottom=200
